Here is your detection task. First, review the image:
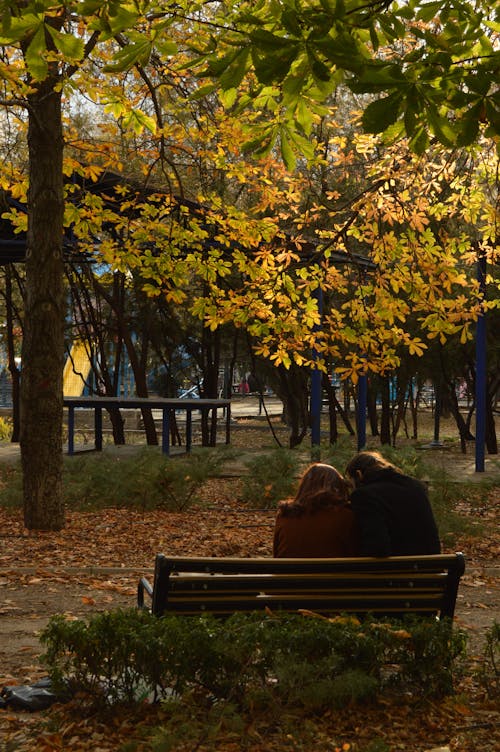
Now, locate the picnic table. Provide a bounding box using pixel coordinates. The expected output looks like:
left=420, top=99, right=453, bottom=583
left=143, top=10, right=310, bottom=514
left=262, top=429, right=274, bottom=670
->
left=63, top=396, right=231, bottom=455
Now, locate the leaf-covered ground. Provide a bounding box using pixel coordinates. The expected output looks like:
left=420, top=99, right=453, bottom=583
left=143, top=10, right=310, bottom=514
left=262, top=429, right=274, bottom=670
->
left=0, top=462, right=498, bottom=751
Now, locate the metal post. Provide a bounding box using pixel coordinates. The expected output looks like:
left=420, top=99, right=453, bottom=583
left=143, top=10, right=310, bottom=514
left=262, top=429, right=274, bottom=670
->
left=95, top=406, right=102, bottom=451
left=430, top=380, right=444, bottom=447
left=67, top=405, right=74, bottom=455
left=161, top=408, right=170, bottom=455
left=357, top=375, right=367, bottom=451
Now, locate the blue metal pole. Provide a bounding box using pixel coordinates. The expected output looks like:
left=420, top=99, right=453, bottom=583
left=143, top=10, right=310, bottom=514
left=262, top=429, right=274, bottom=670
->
left=475, top=254, right=487, bottom=472
left=310, top=287, right=323, bottom=453
left=357, top=374, right=367, bottom=451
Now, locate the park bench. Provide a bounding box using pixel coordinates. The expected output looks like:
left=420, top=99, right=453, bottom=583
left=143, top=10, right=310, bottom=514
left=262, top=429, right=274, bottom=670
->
left=137, top=552, right=465, bottom=621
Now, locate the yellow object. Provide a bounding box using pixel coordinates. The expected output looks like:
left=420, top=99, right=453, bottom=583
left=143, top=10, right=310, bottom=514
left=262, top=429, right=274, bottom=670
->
left=63, top=341, right=92, bottom=396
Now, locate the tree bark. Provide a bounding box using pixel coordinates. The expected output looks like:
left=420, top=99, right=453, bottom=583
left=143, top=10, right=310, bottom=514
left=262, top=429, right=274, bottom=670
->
left=5, top=266, right=21, bottom=442
left=20, top=76, right=65, bottom=530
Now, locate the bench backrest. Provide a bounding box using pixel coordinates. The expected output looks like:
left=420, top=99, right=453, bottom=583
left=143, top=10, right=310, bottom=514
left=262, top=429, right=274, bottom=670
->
left=142, top=553, right=465, bottom=621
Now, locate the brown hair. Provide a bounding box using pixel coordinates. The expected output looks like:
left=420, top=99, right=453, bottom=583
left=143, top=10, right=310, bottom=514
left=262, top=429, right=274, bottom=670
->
left=345, top=451, right=400, bottom=487
left=278, top=463, right=348, bottom=516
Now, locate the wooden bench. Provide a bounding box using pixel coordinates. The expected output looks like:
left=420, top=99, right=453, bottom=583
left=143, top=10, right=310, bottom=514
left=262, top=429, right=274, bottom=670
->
left=137, top=552, right=465, bottom=621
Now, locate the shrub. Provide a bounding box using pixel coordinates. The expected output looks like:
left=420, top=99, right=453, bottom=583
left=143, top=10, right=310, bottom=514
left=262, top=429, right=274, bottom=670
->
left=40, top=609, right=467, bottom=710
left=240, top=447, right=300, bottom=508
left=152, top=447, right=232, bottom=511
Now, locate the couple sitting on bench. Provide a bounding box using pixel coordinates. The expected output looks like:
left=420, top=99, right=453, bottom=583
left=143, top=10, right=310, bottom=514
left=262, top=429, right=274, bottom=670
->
left=138, top=450, right=463, bottom=622
left=273, top=451, right=441, bottom=560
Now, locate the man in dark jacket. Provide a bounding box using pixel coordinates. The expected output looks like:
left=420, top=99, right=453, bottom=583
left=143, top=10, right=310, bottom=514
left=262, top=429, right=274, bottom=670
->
left=345, top=451, right=441, bottom=557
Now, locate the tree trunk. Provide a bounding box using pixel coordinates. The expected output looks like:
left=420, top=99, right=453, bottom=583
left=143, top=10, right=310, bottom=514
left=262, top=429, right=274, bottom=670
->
left=276, top=364, right=309, bottom=449
left=5, top=266, right=21, bottom=442
left=20, top=78, right=65, bottom=530
left=200, top=326, right=221, bottom=446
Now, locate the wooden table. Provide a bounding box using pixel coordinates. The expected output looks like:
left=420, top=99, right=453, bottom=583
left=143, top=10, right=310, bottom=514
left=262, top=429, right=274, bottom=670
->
left=63, top=396, right=231, bottom=455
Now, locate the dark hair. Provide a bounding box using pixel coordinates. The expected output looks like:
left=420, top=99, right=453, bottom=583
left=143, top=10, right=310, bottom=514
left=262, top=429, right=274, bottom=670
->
left=278, top=463, right=348, bottom=516
left=345, top=451, right=401, bottom=487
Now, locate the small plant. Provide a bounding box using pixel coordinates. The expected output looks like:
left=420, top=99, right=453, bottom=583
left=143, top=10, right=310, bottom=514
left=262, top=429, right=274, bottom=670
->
left=153, top=447, right=231, bottom=510
left=240, top=447, right=300, bottom=508
left=474, top=621, right=500, bottom=699
left=0, top=416, right=13, bottom=441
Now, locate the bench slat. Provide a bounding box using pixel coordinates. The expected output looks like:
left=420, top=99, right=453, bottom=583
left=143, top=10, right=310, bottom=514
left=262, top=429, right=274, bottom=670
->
left=163, top=593, right=445, bottom=616
left=167, top=573, right=448, bottom=593
left=164, top=554, right=463, bottom=575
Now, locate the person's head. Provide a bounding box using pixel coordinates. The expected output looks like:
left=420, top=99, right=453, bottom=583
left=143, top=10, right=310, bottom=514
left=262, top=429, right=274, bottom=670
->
left=293, top=462, right=348, bottom=506
left=345, top=451, right=399, bottom=489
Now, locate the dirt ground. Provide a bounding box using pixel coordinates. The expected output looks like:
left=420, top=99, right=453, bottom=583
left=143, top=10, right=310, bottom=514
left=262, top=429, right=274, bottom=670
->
left=0, top=415, right=498, bottom=752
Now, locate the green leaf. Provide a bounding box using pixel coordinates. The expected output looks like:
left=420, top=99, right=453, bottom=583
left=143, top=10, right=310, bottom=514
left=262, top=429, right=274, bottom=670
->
left=369, top=24, right=380, bottom=52
left=349, top=63, right=408, bottom=93
left=280, top=131, right=296, bottom=171
left=220, top=87, right=238, bottom=108
left=25, top=24, right=48, bottom=81
left=189, top=82, right=218, bottom=101
left=426, top=106, right=457, bottom=146
left=252, top=46, right=299, bottom=85
left=281, top=9, right=302, bottom=36
left=249, top=29, right=296, bottom=50
left=104, top=39, right=152, bottom=72
left=311, top=57, right=331, bottom=82
left=362, top=92, right=401, bottom=133
left=220, top=48, right=250, bottom=90
left=408, top=125, right=429, bottom=155
left=416, top=2, right=443, bottom=23
left=155, top=39, right=178, bottom=57
left=106, top=6, right=140, bottom=35
left=0, top=13, right=40, bottom=43
left=295, top=98, right=314, bottom=136
left=46, top=26, right=84, bottom=61
left=122, top=108, right=156, bottom=135
left=456, top=109, right=480, bottom=147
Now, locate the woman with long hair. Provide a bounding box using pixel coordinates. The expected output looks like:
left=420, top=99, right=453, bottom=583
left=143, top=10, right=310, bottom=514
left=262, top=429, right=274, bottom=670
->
left=345, top=451, right=441, bottom=557
left=273, top=462, right=359, bottom=557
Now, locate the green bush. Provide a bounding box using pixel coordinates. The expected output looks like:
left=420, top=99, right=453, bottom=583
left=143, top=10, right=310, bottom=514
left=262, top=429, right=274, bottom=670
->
left=40, top=609, right=467, bottom=710
left=152, top=447, right=233, bottom=511
left=240, top=447, right=300, bottom=508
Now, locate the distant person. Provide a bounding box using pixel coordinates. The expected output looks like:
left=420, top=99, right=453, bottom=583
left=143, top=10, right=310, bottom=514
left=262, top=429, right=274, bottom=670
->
left=345, top=451, right=441, bottom=557
left=239, top=377, right=249, bottom=395
left=273, top=463, right=360, bottom=558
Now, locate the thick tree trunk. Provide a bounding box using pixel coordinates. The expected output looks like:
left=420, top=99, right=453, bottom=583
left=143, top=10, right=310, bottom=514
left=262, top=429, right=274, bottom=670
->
left=5, top=266, right=21, bottom=442
left=20, top=78, right=65, bottom=530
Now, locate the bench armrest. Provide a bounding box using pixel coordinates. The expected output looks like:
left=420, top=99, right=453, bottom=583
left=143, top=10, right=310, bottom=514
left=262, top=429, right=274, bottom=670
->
left=137, top=577, right=153, bottom=609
